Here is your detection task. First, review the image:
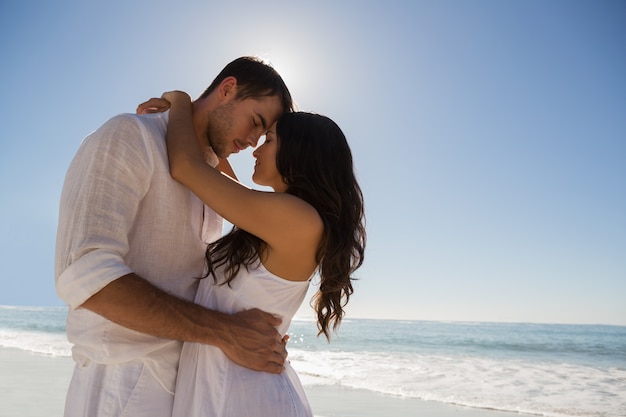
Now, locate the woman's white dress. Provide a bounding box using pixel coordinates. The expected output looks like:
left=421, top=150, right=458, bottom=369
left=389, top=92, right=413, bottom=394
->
left=172, top=262, right=313, bottom=417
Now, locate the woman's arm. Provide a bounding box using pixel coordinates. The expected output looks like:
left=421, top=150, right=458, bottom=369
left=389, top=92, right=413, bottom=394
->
left=164, top=92, right=322, bottom=256
left=136, top=96, right=237, bottom=180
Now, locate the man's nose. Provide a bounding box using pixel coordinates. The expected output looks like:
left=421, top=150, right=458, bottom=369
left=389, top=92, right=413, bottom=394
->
left=247, top=134, right=261, bottom=148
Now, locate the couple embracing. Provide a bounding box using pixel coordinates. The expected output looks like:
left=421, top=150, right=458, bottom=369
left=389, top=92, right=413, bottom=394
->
left=55, top=56, right=365, bottom=417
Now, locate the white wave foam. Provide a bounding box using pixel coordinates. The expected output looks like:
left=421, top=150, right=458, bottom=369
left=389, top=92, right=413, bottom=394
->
left=289, top=349, right=626, bottom=417
left=0, top=329, right=71, bottom=357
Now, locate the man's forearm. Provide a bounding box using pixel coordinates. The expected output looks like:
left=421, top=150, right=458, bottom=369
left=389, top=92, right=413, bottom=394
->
left=80, top=273, right=227, bottom=347
left=80, top=273, right=287, bottom=373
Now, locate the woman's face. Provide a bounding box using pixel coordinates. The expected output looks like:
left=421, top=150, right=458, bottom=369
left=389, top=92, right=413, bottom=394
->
left=252, top=123, right=287, bottom=192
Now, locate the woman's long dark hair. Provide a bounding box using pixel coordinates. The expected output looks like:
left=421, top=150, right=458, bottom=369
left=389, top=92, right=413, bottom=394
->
left=204, top=112, right=366, bottom=340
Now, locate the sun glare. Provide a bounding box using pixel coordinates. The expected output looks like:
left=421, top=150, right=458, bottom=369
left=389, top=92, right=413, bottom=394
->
left=257, top=51, right=305, bottom=110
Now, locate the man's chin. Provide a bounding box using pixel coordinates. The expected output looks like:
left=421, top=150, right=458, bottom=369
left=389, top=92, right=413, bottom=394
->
left=203, top=146, right=220, bottom=167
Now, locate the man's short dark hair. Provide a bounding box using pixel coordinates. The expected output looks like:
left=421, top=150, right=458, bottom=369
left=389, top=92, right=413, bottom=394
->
left=200, top=56, right=293, bottom=113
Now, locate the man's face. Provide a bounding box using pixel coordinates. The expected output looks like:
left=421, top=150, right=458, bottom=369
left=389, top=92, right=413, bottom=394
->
left=203, top=94, right=283, bottom=159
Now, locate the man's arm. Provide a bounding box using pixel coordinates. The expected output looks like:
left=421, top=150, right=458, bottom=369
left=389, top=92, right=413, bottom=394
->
left=57, top=114, right=285, bottom=373
left=81, top=273, right=287, bottom=373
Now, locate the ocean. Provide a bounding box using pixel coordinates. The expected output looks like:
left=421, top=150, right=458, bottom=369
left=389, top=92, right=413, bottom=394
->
left=1, top=305, right=624, bottom=417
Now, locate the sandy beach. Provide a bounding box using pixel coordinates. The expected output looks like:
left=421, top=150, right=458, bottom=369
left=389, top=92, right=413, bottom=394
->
left=0, top=348, right=73, bottom=417
left=0, top=347, right=527, bottom=417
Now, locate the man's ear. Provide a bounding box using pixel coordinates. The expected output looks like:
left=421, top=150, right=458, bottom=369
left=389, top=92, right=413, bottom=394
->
left=218, top=76, right=238, bottom=100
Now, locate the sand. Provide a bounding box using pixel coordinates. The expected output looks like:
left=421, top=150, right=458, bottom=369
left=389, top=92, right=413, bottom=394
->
left=0, top=347, right=526, bottom=417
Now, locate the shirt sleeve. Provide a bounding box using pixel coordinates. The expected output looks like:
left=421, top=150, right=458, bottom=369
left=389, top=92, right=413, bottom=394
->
left=55, top=114, right=154, bottom=309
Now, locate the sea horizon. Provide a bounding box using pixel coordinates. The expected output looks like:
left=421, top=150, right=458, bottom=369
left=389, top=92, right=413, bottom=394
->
left=1, top=305, right=625, bottom=417
left=2, top=303, right=624, bottom=328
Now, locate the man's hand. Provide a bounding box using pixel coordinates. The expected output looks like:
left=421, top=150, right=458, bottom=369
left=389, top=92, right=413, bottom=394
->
left=219, top=308, right=287, bottom=374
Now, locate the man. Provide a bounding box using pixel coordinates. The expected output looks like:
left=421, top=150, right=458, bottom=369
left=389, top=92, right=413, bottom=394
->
left=55, top=57, right=293, bottom=417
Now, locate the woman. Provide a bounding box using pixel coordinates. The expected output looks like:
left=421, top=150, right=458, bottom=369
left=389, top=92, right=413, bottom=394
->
left=158, top=91, right=365, bottom=416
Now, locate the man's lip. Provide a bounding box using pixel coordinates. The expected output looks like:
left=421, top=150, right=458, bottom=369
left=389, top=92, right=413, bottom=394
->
left=234, top=141, right=246, bottom=153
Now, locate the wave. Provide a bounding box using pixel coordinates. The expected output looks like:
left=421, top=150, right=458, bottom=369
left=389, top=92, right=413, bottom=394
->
left=0, top=306, right=71, bottom=356
left=289, top=348, right=626, bottom=417
left=0, top=328, right=72, bottom=357
left=2, top=307, right=624, bottom=416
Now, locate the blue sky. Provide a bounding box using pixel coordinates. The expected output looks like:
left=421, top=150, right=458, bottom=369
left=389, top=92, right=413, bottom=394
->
left=1, top=1, right=624, bottom=325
